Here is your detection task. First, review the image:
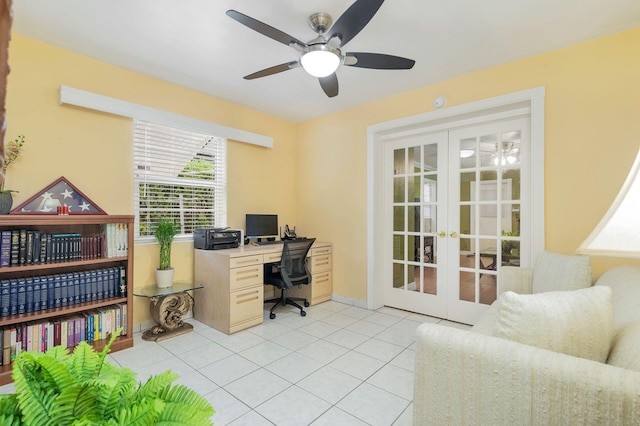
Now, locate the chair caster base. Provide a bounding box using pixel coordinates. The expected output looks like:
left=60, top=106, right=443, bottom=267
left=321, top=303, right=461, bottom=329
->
left=269, top=312, right=276, bottom=319
left=304, top=301, right=310, bottom=307
left=300, top=310, right=306, bottom=317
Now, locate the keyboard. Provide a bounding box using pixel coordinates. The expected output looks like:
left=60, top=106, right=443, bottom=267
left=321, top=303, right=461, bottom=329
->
left=254, top=240, right=282, bottom=246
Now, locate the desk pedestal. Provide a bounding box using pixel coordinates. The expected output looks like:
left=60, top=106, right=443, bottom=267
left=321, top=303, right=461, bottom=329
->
left=143, top=292, right=194, bottom=342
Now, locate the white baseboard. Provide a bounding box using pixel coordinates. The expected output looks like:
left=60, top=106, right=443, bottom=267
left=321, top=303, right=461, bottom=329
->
left=331, top=293, right=369, bottom=310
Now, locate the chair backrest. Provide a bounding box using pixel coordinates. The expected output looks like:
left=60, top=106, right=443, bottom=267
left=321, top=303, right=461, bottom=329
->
left=279, top=238, right=316, bottom=288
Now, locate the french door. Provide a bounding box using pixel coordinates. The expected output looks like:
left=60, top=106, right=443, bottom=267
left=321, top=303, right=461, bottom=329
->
left=383, top=117, right=530, bottom=324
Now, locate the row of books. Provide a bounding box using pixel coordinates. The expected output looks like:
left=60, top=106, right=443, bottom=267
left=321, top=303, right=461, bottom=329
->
left=0, top=303, right=128, bottom=365
left=0, top=223, right=129, bottom=268
left=0, top=266, right=126, bottom=317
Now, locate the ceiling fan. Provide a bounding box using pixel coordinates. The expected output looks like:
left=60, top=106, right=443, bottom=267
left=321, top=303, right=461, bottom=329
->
left=226, top=0, right=416, bottom=98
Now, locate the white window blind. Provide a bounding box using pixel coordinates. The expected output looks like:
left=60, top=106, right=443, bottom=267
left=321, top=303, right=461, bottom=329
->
left=133, top=120, right=226, bottom=241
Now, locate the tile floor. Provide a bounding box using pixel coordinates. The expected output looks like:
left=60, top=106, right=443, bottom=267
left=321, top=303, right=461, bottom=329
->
left=0, top=300, right=470, bottom=425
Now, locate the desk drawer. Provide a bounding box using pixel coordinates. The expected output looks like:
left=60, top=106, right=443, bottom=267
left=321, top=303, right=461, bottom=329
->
left=264, top=252, right=282, bottom=264
left=311, top=271, right=332, bottom=301
left=309, top=254, right=331, bottom=273
left=311, top=246, right=332, bottom=257
left=230, top=264, right=263, bottom=290
left=230, top=286, right=263, bottom=326
left=229, top=254, right=263, bottom=269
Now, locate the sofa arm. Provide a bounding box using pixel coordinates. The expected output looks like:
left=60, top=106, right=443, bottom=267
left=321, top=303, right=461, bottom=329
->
left=498, top=265, right=533, bottom=295
left=414, top=323, right=640, bottom=426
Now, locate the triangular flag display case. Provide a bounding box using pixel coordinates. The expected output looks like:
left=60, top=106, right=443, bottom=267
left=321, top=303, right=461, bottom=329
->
left=10, top=176, right=106, bottom=215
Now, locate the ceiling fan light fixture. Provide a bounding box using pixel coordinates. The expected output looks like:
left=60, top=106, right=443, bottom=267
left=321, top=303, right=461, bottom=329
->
left=300, top=45, right=341, bottom=78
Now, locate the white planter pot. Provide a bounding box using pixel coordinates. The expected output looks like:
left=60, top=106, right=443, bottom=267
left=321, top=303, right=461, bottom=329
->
left=156, top=268, right=175, bottom=288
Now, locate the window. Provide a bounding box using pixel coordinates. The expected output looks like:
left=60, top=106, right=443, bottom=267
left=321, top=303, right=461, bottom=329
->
left=133, top=120, right=226, bottom=241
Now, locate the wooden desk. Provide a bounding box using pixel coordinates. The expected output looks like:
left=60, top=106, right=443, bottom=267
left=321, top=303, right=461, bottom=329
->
left=194, top=241, right=332, bottom=334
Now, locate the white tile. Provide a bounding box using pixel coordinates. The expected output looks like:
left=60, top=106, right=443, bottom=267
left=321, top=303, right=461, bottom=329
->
left=238, top=341, right=292, bottom=367
left=344, top=319, right=389, bottom=337
left=270, top=329, right=319, bottom=351
left=265, top=351, right=323, bottom=383
left=256, top=385, right=331, bottom=426
left=323, top=329, right=370, bottom=350
left=393, top=403, right=414, bottom=426
left=337, top=383, right=410, bottom=426
left=367, top=364, right=415, bottom=400
left=224, top=369, right=291, bottom=408
left=183, top=318, right=211, bottom=333
left=317, top=312, right=359, bottom=328
left=180, top=341, right=234, bottom=369
left=363, top=312, right=403, bottom=327
left=301, top=307, right=334, bottom=321
left=199, top=354, right=260, bottom=386
left=311, top=406, right=369, bottom=425
left=297, top=366, right=362, bottom=404
left=315, top=300, right=351, bottom=313
left=329, top=351, right=385, bottom=381
left=406, top=313, right=441, bottom=324
left=204, top=388, right=251, bottom=426
left=109, top=340, right=174, bottom=370
left=133, top=357, right=195, bottom=384
left=158, top=331, right=212, bottom=355
left=375, top=319, right=421, bottom=347
left=375, top=307, right=410, bottom=318
left=295, top=339, right=349, bottom=365
left=389, top=348, right=416, bottom=373
left=273, top=310, right=321, bottom=327
left=228, top=410, right=274, bottom=426
left=353, top=338, right=405, bottom=363
left=0, top=382, right=15, bottom=394
left=297, top=320, right=340, bottom=339
left=246, top=321, right=293, bottom=340
left=209, top=330, right=267, bottom=353
left=174, top=370, right=219, bottom=397
left=339, top=306, right=374, bottom=320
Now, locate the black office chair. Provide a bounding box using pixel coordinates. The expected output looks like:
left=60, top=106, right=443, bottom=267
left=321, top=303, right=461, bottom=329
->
left=264, top=238, right=316, bottom=319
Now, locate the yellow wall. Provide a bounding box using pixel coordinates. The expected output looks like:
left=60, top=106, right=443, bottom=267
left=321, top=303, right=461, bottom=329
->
left=297, top=27, right=640, bottom=300
left=6, top=35, right=298, bottom=325
left=6, top=28, right=640, bottom=319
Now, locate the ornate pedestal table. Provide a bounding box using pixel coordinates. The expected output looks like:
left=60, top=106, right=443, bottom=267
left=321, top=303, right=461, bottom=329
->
left=134, top=282, right=204, bottom=342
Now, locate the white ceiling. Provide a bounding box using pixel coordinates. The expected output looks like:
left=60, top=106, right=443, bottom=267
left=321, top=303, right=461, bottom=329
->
left=12, top=0, right=640, bottom=122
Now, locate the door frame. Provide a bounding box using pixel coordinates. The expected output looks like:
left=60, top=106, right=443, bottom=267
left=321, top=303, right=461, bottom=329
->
left=366, top=87, right=545, bottom=311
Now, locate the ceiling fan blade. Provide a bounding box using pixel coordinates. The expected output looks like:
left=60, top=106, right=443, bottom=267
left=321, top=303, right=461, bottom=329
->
left=227, top=10, right=306, bottom=50
left=344, top=52, right=415, bottom=70
left=325, top=0, right=384, bottom=47
left=319, top=74, right=339, bottom=98
left=244, top=61, right=300, bottom=80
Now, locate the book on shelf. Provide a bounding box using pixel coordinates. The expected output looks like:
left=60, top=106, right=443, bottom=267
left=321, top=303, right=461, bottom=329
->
left=0, top=303, right=128, bottom=363
left=0, top=223, right=129, bottom=268
left=0, top=230, right=11, bottom=267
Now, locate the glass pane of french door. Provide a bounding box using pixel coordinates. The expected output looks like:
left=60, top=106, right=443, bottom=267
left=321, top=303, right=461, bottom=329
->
left=448, top=117, right=528, bottom=324
left=385, top=132, right=447, bottom=317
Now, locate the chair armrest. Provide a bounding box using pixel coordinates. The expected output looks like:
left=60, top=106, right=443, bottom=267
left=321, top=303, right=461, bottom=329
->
left=498, top=265, right=533, bottom=295
left=414, top=323, right=640, bottom=425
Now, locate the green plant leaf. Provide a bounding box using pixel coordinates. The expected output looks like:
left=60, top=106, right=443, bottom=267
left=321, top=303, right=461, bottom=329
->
left=136, top=371, right=178, bottom=401
left=158, top=384, right=214, bottom=416
left=49, top=384, right=100, bottom=425
left=113, top=399, right=164, bottom=426
left=68, top=342, right=99, bottom=382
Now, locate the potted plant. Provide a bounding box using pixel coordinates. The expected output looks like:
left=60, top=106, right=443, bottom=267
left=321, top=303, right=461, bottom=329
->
left=0, top=329, right=215, bottom=425
left=0, top=134, right=25, bottom=214
left=155, top=217, right=178, bottom=288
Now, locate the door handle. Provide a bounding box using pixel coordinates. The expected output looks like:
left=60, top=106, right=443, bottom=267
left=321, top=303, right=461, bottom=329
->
left=450, top=231, right=458, bottom=238
left=438, top=231, right=446, bottom=238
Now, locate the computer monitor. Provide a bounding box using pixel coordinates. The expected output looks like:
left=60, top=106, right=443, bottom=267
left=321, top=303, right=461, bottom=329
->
left=245, top=214, right=278, bottom=240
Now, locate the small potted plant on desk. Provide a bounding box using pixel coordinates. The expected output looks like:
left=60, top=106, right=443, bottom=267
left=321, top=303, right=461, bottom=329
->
left=155, top=217, right=178, bottom=288
left=0, top=134, right=25, bottom=214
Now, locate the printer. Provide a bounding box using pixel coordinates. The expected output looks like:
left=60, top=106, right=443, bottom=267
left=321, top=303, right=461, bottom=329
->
left=194, top=228, right=242, bottom=250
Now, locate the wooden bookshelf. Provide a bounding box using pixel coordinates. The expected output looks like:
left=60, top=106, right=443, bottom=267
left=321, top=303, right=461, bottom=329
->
left=0, top=215, right=134, bottom=385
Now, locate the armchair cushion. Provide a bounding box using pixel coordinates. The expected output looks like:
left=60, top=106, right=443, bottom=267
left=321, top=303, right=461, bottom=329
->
left=495, top=285, right=614, bottom=363
left=531, top=251, right=592, bottom=293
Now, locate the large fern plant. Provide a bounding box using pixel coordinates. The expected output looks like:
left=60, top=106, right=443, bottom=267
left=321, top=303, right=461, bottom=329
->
left=0, top=329, right=214, bottom=425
